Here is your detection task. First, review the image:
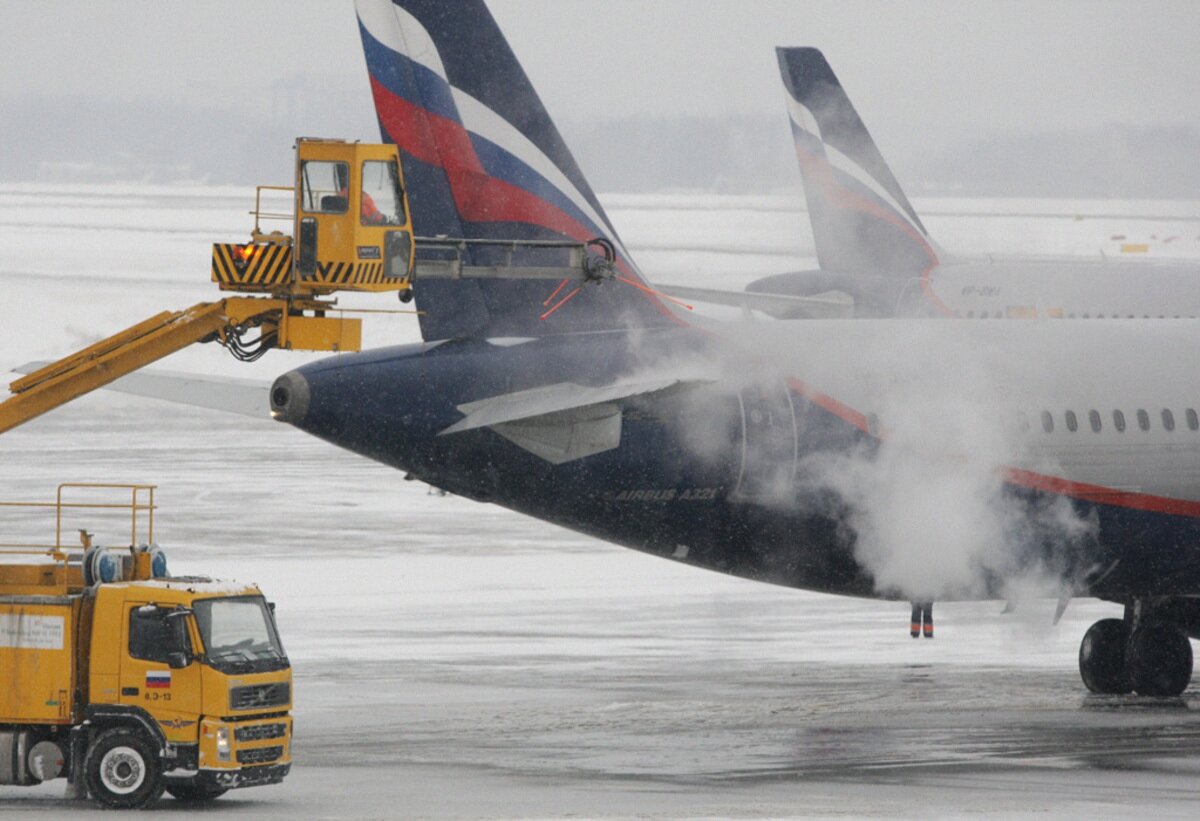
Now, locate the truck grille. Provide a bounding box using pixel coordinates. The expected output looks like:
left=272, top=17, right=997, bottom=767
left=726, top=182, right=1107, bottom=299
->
left=235, top=723, right=288, bottom=742
left=229, top=682, right=290, bottom=711
left=237, top=745, right=283, bottom=765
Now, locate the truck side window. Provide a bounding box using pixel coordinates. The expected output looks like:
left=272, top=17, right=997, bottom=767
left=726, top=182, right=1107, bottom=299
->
left=129, top=610, right=190, bottom=664
left=300, top=160, right=350, bottom=214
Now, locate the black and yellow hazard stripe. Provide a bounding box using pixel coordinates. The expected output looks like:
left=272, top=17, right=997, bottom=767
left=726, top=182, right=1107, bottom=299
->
left=211, top=244, right=292, bottom=290
left=317, top=261, right=353, bottom=284
left=353, top=262, right=385, bottom=283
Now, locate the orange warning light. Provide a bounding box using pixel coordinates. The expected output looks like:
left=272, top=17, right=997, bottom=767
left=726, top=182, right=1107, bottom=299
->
left=235, top=244, right=260, bottom=262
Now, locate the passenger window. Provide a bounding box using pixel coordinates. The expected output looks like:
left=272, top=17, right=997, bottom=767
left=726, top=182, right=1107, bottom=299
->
left=1041, top=411, right=1053, bottom=433
left=1088, top=410, right=1101, bottom=432
left=129, top=609, right=191, bottom=664
left=1188, top=409, right=1199, bottom=431
left=1137, top=409, right=1150, bottom=431
left=1113, top=410, right=1126, bottom=432
left=1162, top=409, right=1175, bottom=432
left=300, top=160, right=350, bottom=213
left=1065, top=410, right=1078, bottom=432
left=1015, top=411, right=1030, bottom=433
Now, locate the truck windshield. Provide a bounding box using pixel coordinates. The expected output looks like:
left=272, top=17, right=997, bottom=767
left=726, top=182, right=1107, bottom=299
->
left=193, top=596, right=288, bottom=674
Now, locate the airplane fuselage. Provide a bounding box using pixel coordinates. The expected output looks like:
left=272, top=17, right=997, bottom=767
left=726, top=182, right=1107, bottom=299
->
left=274, top=318, right=1200, bottom=604
left=926, top=258, right=1200, bottom=320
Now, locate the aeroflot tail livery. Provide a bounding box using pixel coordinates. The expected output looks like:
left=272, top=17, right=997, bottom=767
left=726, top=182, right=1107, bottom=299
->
left=356, top=0, right=684, bottom=341
left=752, top=47, right=1200, bottom=321
left=268, top=0, right=1200, bottom=697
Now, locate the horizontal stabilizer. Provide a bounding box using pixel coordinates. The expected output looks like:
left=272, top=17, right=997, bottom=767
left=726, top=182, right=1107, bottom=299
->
left=653, top=283, right=853, bottom=319
left=14, top=362, right=271, bottom=419
left=489, top=403, right=622, bottom=464
left=441, top=376, right=706, bottom=435
left=440, top=376, right=711, bottom=464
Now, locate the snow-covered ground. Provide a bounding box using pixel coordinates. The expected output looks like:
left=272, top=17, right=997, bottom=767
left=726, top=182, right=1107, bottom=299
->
left=2, top=186, right=1200, bottom=818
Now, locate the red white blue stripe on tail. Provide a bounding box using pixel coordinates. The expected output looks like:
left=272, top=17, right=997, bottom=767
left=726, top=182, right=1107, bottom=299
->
left=777, top=47, right=940, bottom=280
left=356, top=0, right=684, bottom=340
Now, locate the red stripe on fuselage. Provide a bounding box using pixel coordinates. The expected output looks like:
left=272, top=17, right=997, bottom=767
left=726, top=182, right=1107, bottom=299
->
left=785, top=376, right=870, bottom=433
left=1003, top=467, right=1200, bottom=518
left=783, top=374, right=1200, bottom=518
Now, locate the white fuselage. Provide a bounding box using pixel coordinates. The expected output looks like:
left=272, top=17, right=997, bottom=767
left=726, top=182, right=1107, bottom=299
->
left=925, top=258, right=1200, bottom=321
left=715, top=318, right=1200, bottom=507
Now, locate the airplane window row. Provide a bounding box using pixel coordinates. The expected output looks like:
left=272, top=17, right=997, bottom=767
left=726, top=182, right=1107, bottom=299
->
left=1028, top=408, right=1200, bottom=434
left=962, top=310, right=1196, bottom=319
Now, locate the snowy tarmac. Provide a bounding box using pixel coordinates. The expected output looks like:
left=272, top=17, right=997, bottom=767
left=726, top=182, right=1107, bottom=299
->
left=3, top=186, right=1200, bottom=817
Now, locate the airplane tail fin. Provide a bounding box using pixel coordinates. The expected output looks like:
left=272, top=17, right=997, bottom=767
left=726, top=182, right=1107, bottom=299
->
left=778, top=47, right=940, bottom=278
left=355, top=0, right=683, bottom=340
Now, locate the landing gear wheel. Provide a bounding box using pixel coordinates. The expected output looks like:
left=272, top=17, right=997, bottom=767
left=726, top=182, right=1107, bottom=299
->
left=1079, top=618, right=1133, bottom=694
left=1128, top=619, right=1193, bottom=697
left=84, top=727, right=164, bottom=809
left=166, top=780, right=228, bottom=802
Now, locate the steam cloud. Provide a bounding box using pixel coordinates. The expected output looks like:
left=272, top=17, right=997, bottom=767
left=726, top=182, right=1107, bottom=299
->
left=647, top=318, right=1101, bottom=604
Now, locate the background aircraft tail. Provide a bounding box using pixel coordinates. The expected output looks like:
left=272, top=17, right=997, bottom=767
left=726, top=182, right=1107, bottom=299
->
left=356, top=0, right=683, bottom=340
left=778, top=47, right=939, bottom=278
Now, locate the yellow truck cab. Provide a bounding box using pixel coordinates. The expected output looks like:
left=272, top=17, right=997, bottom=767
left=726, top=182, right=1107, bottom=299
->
left=212, top=137, right=416, bottom=304
left=0, top=485, right=292, bottom=808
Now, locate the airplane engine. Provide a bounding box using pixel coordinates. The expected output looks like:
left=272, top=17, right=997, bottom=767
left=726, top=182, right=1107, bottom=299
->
left=732, top=382, right=803, bottom=503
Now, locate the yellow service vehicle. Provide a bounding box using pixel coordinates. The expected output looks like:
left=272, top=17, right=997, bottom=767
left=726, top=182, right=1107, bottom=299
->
left=0, top=137, right=419, bottom=435
left=0, top=485, right=292, bottom=809
left=0, top=136, right=615, bottom=436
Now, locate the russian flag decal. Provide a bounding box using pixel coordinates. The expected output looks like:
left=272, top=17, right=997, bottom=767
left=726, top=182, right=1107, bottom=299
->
left=146, top=670, right=171, bottom=689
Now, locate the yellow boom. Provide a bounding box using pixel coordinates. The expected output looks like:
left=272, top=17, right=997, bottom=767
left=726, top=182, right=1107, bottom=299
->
left=0, top=138, right=411, bottom=435
left=0, top=138, right=613, bottom=435
left=0, top=296, right=359, bottom=435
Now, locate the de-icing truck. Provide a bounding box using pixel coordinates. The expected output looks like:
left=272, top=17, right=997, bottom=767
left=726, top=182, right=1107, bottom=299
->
left=0, top=484, right=292, bottom=808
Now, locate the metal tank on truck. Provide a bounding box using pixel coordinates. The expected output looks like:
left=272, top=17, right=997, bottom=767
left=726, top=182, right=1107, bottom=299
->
left=0, top=484, right=292, bottom=809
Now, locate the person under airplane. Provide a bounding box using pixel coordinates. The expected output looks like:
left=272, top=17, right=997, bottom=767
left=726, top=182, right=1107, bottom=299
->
left=910, top=601, right=933, bottom=639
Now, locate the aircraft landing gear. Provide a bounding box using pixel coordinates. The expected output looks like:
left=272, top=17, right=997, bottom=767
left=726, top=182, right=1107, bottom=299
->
left=1079, top=618, right=1132, bottom=694
left=1079, top=603, right=1194, bottom=697
left=1127, top=620, right=1193, bottom=696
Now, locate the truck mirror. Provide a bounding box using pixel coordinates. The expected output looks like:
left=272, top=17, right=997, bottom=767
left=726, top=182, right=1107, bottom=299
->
left=166, top=651, right=191, bottom=670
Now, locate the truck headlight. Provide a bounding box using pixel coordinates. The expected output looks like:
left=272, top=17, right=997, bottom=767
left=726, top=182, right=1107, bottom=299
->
left=216, top=726, right=231, bottom=762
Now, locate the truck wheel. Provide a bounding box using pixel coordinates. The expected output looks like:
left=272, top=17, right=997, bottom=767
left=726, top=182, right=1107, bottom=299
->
left=166, top=780, right=228, bottom=802
left=84, top=727, right=165, bottom=809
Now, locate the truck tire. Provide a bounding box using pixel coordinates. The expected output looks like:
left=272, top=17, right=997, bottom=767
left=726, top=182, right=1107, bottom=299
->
left=166, top=780, right=228, bottom=802
left=83, top=727, right=165, bottom=809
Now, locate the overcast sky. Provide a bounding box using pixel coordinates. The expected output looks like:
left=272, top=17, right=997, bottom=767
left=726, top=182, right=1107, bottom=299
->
left=2, top=0, right=1198, bottom=157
